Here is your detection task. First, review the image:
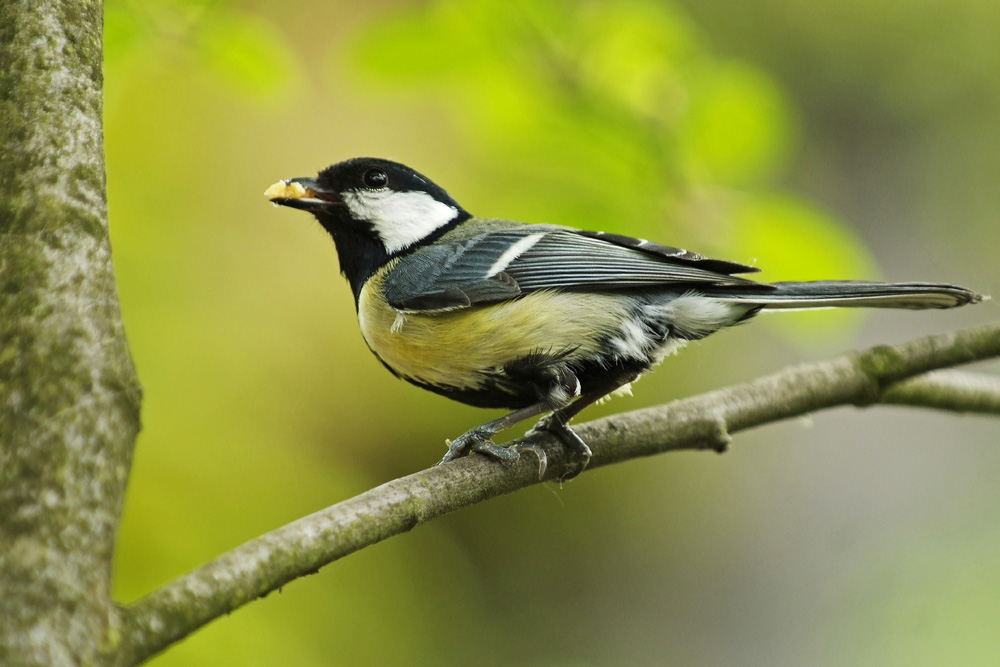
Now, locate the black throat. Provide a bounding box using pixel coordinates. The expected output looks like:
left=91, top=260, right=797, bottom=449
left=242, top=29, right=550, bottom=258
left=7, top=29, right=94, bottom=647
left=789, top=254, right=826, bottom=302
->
left=316, top=217, right=389, bottom=307
left=315, top=210, right=472, bottom=307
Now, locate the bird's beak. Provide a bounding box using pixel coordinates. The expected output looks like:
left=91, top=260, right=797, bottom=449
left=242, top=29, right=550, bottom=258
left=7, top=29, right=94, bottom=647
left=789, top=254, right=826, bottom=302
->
left=264, top=177, right=342, bottom=212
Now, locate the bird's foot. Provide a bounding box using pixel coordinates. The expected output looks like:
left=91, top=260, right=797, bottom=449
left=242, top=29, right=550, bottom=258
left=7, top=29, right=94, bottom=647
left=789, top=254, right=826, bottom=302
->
left=440, top=426, right=548, bottom=479
left=527, top=415, right=592, bottom=482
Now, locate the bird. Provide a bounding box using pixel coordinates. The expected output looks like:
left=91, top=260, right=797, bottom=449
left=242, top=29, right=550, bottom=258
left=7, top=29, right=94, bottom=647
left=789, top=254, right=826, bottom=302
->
left=265, top=157, right=983, bottom=479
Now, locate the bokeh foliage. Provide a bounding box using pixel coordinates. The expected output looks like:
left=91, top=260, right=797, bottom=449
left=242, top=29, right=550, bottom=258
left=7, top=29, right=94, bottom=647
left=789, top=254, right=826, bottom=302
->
left=106, top=0, right=998, bottom=665
left=351, top=0, right=870, bottom=277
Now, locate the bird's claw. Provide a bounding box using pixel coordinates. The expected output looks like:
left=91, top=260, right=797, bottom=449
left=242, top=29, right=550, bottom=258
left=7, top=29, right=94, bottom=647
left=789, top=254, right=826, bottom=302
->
left=439, top=425, right=506, bottom=464
left=528, top=415, right=592, bottom=482
left=439, top=427, right=548, bottom=479
left=511, top=441, right=548, bottom=480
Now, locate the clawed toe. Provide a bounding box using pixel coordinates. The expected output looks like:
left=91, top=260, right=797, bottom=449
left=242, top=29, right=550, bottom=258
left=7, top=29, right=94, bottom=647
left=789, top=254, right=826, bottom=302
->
left=555, top=443, right=591, bottom=482
left=511, top=442, right=548, bottom=479
left=438, top=411, right=591, bottom=482
left=438, top=428, right=548, bottom=479
left=439, top=427, right=524, bottom=464
left=440, top=426, right=501, bottom=465
left=528, top=414, right=591, bottom=482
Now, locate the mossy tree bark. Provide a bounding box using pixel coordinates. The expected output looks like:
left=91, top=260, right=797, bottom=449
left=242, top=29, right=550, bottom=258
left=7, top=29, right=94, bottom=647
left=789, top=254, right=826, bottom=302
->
left=0, top=1, right=141, bottom=664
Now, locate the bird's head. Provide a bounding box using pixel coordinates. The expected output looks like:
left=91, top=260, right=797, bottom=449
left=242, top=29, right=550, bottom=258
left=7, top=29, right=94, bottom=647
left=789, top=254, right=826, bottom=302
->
left=266, top=157, right=471, bottom=255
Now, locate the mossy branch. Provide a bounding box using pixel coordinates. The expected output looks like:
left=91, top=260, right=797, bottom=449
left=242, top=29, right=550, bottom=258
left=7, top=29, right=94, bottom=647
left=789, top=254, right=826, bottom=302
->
left=881, top=369, right=1000, bottom=413
left=119, top=322, right=1000, bottom=664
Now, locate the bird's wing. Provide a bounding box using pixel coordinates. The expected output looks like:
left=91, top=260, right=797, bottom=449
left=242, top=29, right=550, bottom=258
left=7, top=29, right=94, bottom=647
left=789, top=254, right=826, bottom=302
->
left=383, top=226, right=769, bottom=312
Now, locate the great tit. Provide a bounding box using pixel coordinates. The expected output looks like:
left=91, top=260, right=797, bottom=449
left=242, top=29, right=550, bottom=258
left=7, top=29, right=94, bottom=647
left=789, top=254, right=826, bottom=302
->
left=266, top=157, right=983, bottom=479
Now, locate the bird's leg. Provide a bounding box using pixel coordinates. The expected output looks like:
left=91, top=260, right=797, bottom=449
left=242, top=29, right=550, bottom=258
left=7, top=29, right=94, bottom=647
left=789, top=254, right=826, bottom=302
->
left=529, top=372, right=640, bottom=481
left=440, top=401, right=551, bottom=476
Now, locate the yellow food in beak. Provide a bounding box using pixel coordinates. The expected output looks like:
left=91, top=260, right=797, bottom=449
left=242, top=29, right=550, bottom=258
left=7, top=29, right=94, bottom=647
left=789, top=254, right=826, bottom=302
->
left=264, top=180, right=316, bottom=200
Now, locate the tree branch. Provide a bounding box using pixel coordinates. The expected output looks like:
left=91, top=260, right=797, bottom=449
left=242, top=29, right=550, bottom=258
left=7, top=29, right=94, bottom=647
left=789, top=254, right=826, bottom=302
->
left=881, top=369, right=1000, bottom=414
left=119, top=322, right=1000, bottom=664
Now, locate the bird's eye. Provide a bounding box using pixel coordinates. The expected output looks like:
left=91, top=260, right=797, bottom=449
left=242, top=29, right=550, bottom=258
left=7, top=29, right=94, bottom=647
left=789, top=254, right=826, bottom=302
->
left=362, top=168, right=388, bottom=189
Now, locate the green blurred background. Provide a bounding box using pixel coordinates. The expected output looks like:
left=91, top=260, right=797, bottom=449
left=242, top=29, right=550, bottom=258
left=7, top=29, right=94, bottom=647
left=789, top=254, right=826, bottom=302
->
left=106, top=0, right=999, bottom=664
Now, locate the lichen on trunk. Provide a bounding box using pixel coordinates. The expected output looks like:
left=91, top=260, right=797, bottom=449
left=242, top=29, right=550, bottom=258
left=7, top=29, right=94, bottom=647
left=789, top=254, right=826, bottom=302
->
left=0, top=1, right=141, bottom=663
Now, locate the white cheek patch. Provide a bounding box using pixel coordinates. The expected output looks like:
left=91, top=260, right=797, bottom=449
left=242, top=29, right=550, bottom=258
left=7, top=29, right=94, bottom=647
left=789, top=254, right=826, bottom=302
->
left=342, top=189, right=459, bottom=254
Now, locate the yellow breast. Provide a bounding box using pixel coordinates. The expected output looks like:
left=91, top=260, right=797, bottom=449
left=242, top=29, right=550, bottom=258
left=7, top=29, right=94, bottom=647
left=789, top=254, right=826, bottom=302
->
left=357, top=271, right=630, bottom=391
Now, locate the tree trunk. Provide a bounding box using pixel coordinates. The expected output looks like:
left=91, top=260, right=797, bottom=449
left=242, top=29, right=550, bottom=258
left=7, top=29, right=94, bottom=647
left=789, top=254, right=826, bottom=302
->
left=0, top=1, right=141, bottom=663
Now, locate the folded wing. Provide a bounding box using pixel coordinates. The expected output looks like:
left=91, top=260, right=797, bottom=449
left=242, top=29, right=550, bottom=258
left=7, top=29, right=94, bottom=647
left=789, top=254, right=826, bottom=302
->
left=383, top=226, right=770, bottom=312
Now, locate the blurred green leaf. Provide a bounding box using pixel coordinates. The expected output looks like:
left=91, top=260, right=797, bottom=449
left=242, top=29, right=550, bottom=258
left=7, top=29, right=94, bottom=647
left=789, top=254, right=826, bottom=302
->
left=574, top=1, right=700, bottom=119
left=681, top=62, right=796, bottom=186
left=356, top=5, right=479, bottom=82
left=727, top=195, right=879, bottom=345
left=105, top=0, right=302, bottom=101
left=730, top=195, right=877, bottom=281
left=104, top=3, right=150, bottom=64
left=195, top=11, right=303, bottom=100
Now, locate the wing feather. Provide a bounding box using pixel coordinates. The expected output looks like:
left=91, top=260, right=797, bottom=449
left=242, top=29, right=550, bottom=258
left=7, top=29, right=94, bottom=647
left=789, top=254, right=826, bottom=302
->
left=508, top=231, right=760, bottom=289
left=382, top=225, right=769, bottom=312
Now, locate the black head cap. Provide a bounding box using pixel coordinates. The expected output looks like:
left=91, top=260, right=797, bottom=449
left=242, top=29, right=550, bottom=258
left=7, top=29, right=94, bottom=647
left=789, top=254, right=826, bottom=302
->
left=267, top=157, right=472, bottom=302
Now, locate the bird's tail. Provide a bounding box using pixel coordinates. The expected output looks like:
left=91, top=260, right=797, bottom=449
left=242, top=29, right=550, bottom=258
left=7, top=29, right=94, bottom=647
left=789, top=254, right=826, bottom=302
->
left=716, top=281, right=984, bottom=310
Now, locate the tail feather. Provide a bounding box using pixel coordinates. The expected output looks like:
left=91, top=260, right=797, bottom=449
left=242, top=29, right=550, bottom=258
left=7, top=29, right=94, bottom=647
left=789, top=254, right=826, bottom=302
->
left=716, top=281, right=984, bottom=310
